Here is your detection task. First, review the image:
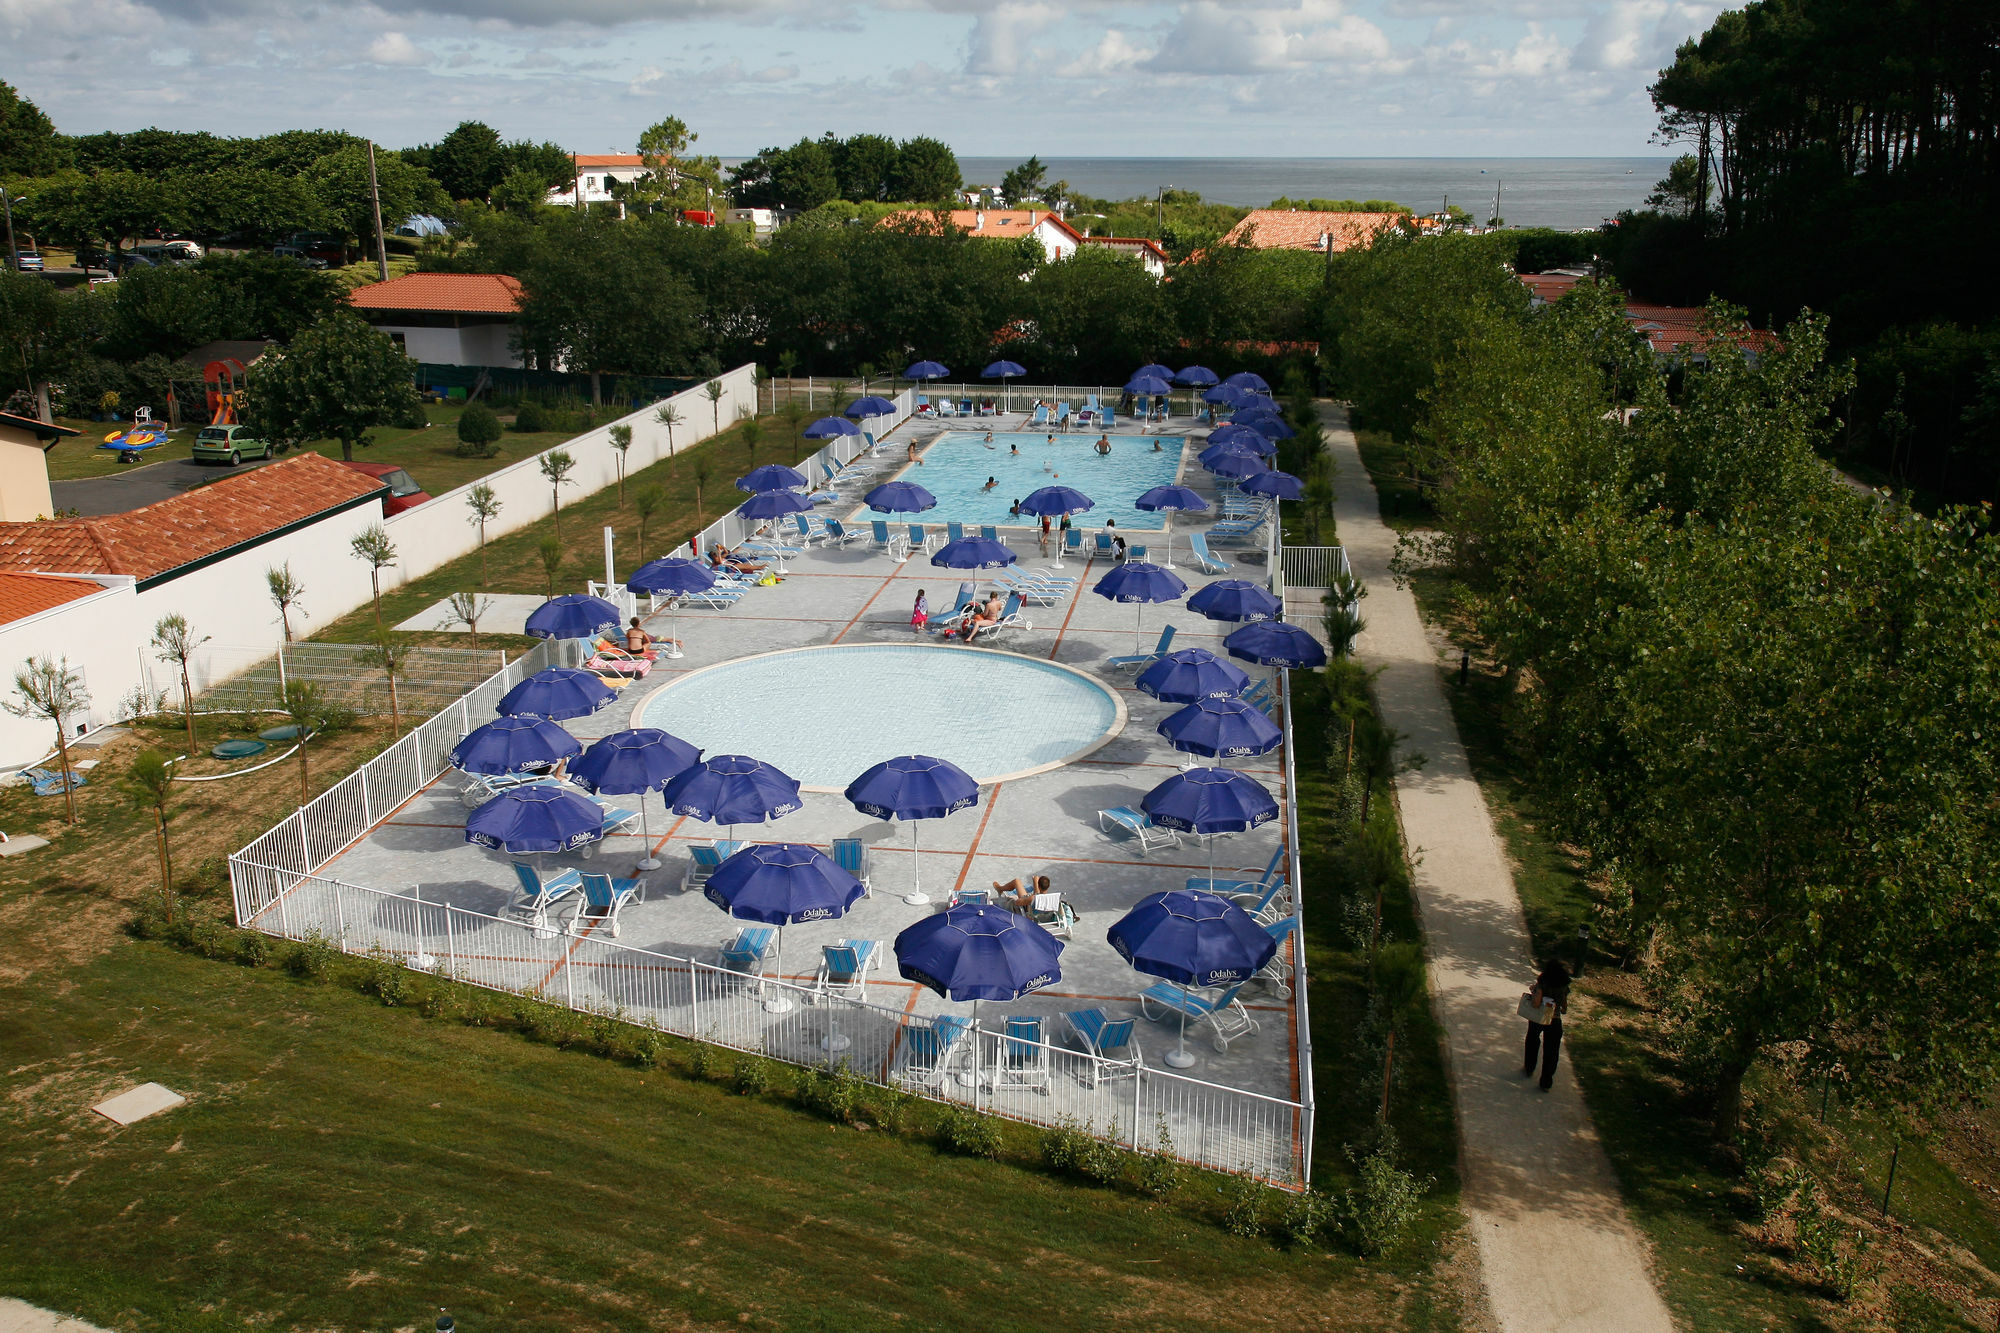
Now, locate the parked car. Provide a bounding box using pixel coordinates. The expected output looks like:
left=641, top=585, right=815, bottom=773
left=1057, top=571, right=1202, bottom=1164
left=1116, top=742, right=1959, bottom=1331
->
left=271, top=245, right=329, bottom=270
left=12, top=251, right=43, bottom=272
left=340, top=461, right=432, bottom=515
left=192, top=424, right=280, bottom=465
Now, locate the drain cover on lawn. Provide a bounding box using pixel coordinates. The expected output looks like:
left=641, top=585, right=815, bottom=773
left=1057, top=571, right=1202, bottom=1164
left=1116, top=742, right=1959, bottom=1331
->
left=91, top=1083, right=185, bottom=1125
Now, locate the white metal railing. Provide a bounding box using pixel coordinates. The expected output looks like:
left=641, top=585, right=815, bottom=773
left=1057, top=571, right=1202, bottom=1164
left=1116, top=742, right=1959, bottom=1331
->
left=1279, top=545, right=1351, bottom=591
left=225, top=866, right=1308, bottom=1186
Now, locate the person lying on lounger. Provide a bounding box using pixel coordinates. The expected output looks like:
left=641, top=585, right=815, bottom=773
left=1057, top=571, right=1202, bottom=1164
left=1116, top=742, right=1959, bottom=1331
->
left=961, top=592, right=1005, bottom=644
left=710, top=543, right=767, bottom=575
left=994, top=874, right=1053, bottom=912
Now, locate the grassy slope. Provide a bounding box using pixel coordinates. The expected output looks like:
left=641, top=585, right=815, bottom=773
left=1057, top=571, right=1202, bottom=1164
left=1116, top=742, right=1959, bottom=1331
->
left=1355, top=428, right=2000, bottom=1333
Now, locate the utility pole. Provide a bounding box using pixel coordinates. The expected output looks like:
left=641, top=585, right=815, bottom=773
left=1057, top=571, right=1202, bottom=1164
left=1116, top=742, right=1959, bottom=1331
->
left=366, top=140, right=389, bottom=282
left=1492, top=179, right=1502, bottom=229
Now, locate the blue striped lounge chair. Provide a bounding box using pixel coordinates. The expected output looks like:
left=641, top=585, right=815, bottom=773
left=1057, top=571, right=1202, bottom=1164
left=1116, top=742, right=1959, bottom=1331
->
left=979, top=525, right=1008, bottom=544
left=1063, top=1009, right=1141, bottom=1087
left=869, top=520, right=895, bottom=551
left=821, top=519, right=861, bottom=548
left=1030, top=404, right=1049, bottom=426
left=1105, top=624, right=1176, bottom=670
left=813, top=939, right=881, bottom=1001
left=682, top=839, right=745, bottom=893
left=898, top=1014, right=971, bottom=1089
left=1186, top=533, right=1229, bottom=574
left=1096, top=804, right=1180, bottom=853
left=1138, top=981, right=1259, bottom=1052
left=993, top=1015, right=1051, bottom=1092
left=506, top=862, right=582, bottom=932
left=945, top=521, right=966, bottom=544
left=566, top=871, right=644, bottom=938
left=718, top=925, right=778, bottom=984
left=1188, top=848, right=1287, bottom=910
left=831, top=837, right=871, bottom=893
left=1257, top=917, right=1299, bottom=998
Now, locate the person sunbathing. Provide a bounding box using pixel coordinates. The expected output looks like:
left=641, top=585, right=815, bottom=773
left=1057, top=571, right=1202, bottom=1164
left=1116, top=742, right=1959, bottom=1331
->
left=709, top=543, right=767, bottom=575
left=624, top=616, right=680, bottom=657
left=961, top=592, right=1005, bottom=644
left=993, top=874, right=1053, bottom=912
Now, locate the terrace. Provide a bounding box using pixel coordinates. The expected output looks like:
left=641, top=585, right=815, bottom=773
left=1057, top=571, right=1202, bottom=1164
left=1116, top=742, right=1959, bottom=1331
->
left=228, top=404, right=1318, bottom=1186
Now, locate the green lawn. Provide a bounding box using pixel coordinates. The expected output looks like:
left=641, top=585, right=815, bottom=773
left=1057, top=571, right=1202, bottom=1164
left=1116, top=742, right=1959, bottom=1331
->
left=45, top=402, right=583, bottom=490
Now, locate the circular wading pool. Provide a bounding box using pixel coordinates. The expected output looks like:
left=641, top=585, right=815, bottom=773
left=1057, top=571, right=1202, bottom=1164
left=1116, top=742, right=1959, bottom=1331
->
left=637, top=643, right=1125, bottom=791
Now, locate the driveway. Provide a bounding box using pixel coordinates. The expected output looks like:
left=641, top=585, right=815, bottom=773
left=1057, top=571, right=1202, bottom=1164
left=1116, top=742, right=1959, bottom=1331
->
left=52, top=456, right=282, bottom=517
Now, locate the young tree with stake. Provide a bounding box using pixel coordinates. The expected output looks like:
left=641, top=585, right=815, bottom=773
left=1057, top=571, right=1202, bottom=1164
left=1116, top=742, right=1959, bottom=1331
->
left=5, top=656, right=88, bottom=825
left=274, top=680, right=337, bottom=804
left=150, top=613, right=210, bottom=757
left=350, top=524, right=398, bottom=632
left=442, top=591, right=493, bottom=648
left=738, top=413, right=762, bottom=466
left=702, top=380, right=724, bottom=437
left=654, top=401, right=683, bottom=462
left=634, top=485, right=664, bottom=560
left=464, top=483, right=502, bottom=586
left=609, top=423, right=633, bottom=504
left=357, top=634, right=412, bottom=735
left=265, top=564, right=306, bottom=643
left=538, top=536, right=565, bottom=596
left=539, top=449, right=577, bottom=540
left=691, top=457, right=713, bottom=528
left=122, top=749, right=177, bottom=922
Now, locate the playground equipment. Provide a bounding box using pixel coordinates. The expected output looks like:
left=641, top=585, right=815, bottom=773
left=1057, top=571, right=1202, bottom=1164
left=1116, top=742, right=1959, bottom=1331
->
left=98, top=407, right=166, bottom=462
left=203, top=358, right=248, bottom=426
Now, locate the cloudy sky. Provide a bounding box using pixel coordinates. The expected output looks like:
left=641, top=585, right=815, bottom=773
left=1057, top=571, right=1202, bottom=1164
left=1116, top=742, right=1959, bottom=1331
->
left=1, top=0, right=1720, bottom=157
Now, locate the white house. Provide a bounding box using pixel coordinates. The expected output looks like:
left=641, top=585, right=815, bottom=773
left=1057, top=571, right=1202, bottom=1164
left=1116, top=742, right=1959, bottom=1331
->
left=886, top=209, right=1083, bottom=264
left=1080, top=235, right=1171, bottom=278
left=545, top=154, right=651, bottom=207
left=347, top=273, right=525, bottom=369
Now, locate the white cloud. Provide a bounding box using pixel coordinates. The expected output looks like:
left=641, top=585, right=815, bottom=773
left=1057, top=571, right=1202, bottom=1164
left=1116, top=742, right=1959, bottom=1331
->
left=965, top=1, right=1061, bottom=75
left=1147, top=0, right=1400, bottom=75
left=365, top=31, right=428, bottom=65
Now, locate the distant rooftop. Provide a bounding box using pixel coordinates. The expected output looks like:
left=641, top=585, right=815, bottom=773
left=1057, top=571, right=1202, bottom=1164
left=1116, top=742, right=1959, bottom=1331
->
left=1219, top=210, right=1406, bottom=252
left=348, top=273, right=524, bottom=316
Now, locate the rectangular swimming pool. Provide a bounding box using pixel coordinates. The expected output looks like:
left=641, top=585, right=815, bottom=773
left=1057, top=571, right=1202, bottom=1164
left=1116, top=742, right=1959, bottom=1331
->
left=849, top=431, right=1188, bottom=530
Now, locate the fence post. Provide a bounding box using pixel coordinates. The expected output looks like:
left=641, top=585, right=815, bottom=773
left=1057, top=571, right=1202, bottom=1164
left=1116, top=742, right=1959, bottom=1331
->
left=689, top=960, right=700, bottom=1035
left=446, top=904, right=456, bottom=980
left=359, top=768, right=371, bottom=825
left=278, top=876, right=291, bottom=938
left=333, top=880, right=347, bottom=953
left=563, top=945, right=574, bottom=1009
left=1132, top=1069, right=1145, bottom=1149
left=277, top=642, right=288, bottom=694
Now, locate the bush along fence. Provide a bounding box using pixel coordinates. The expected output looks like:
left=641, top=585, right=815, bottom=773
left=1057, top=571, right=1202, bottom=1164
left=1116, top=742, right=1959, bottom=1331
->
left=225, top=627, right=1311, bottom=1189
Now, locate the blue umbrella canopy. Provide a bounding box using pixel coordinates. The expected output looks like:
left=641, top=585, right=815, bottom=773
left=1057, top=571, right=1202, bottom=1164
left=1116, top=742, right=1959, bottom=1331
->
left=451, top=715, right=581, bottom=775
left=737, top=464, right=809, bottom=493
left=981, top=360, right=1027, bottom=379
left=1241, top=414, right=1295, bottom=440
left=864, top=480, right=937, bottom=514
left=1094, top=561, right=1189, bottom=606
left=1108, top=889, right=1276, bottom=988
left=895, top=904, right=1065, bottom=1002
left=904, top=360, right=951, bottom=381
left=1174, top=365, right=1220, bottom=387
left=804, top=416, right=862, bottom=439
left=705, top=842, right=865, bottom=925
left=1239, top=469, right=1305, bottom=501
left=1224, top=620, right=1329, bottom=668
left=846, top=754, right=979, bottom=905
left=496, top=667, right=617, bottom=721
left=1136, top=647, right=1251, bottom=703
left=1159, top=697, right=1285, bottom=758
left=845, top=395, right=899, bottom=418
left=1140, top=766, right=1279, bottom=835
left=1206, top=451, right=1269, bottom=480
left=1018, top=485, right=1094, bottom=517
left=1134, top=484, right=1210, bottom=515
left=1230, top=401, right=1284, bottom=422
left=569, top=728, right=701, bottom=796
left=1134, top=362, right=1175, bottom=379
left=1203, top=383, right=1257, bottom=408
left=1124, top=373, right=1174, bottom=396
left=524, top=594, right=620, bottom=642
left=738, top=489, right=813, bottom=520
left=664, top=754, right=803, bottom=826
left=1187, top=579, right=1284, bottom=623
left=464, top=784, right=603, bottom=854
left=1223, top=371, right=1272, bottom=393
left=930, top=536, right=1018, bottom=570
left=627, top=556, right=716, bottom=596
left=846, top=754, right=979, bottom=821
left=1206, top=423, right=1275, bottom=455
left=1199, top=441, right=1265, bottom=470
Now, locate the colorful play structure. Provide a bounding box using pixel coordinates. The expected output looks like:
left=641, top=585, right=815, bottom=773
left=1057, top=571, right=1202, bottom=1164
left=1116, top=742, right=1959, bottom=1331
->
left=96, top=357, right=250, bottom=463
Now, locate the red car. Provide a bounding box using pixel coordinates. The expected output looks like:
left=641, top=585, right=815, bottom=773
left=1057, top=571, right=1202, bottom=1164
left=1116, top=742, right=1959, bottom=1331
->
left=341, top=461, right=432, bottom=515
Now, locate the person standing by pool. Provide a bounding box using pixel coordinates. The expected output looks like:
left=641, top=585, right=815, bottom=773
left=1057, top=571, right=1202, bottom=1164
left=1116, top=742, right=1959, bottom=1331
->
left=1038, top=512, right=1052, bottom=553
left=1094, top=436, right=1112, bottom=456
left=908, top=441, right=922, bottom=465
left=910, top=590, right=929, bottom=636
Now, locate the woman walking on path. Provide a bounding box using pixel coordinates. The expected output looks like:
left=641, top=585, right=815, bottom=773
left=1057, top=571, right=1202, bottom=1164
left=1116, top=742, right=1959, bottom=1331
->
left=1523, top=960, right=1571, bottom=1091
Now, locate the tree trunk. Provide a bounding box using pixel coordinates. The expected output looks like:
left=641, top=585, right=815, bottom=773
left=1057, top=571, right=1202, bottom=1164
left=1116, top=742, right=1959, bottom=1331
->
left=1711, top=1055, right=1752, bottom=1141
left=179, top=663, right=196, bottom=757
left=155, top=811, right=173, bottom=922
left=479, top=533, right=488, bottom=587
left=370, top=575, right=383, bottom=633
left=1379, top=1028, right=1397, bottom=1123
left=340, top=438, right=356, bottom=462
left=298, top=738, right=311, bottom=804
left=386, top=671, right=401, bottom=735
left=54, top=728, right=76, bottom=825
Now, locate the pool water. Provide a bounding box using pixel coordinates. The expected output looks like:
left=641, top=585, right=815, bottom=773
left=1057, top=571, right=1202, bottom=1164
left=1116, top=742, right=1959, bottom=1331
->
left=851, top=431, right=1187, bottom=530
left=638, top=644, right=1124, bottom=790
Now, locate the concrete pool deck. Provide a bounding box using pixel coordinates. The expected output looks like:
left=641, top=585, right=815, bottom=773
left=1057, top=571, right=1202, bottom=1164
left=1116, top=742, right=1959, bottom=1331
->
left=311, top=420, right=1305, bottom=1112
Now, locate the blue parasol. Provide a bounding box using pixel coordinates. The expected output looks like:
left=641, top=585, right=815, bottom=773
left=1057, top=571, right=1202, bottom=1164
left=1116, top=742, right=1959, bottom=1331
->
left=464, top=784, right=603, bottom=855
left=895, top=904, right=1064, bottom=1005
left=1136, top=647, right=1250, bottom=703
left=1224, top=620, right=1328, bottom=668
left=864, top=480, right=937, bottom=514
left=737, top=464, right=809, bottom=493
left=1095, top=560, right=1188, bottom=654
left=804, top=416, right=861, bottom=439
left=738, top=489, right=813, bottom=520
left=1125, top=372, right=1174, bottom=398
left=1203, top=383, right=1257, bottom=408
left=524, top=594, right=621, bottom=642
left=664, top=754, right=802, bottom=836
left=1158, top=697, right=1284, bottom=759
left=845, top=395, right=899, bottom=419
left=1134, top=483, right=1209, bottom=568
left=1239, top=469, right=1304, bottom=501
left=1241, top=414, right=1295, bottom=440
left=496, top=667, right=617, bottom=721
left=904, top=360, right=951, bottom=381
left=1223, top=371, right=1271, bottom=393
left=1174, top=365, right=1219, bottom=387
left=1188, top=579, right=1283, bottom=623
left=1206, top=451, right=1269, bottom=480
left=706, top=841, right=866, bottom=1012
left=981, top=360, right=1027, bottom=411
left=451, top=715, right=581, bottom=776
left=570, top=727, right=702, bottom=870
left=1206, top=423, right=1275, bottom=456
left=1107, top=888, right=1276, bottom=1066
left=845, top=754, right=979, bottom=905
left=930, top=536, right=1017, bottom=570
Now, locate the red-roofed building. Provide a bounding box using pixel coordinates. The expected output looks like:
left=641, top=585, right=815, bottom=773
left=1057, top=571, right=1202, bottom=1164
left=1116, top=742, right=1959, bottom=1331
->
left=1519, top=272, right=1581, bottom=306
left=1080, top=235, right=1170, bottom=278
left=1518, top=275, right=1776, bottom=364
left=884, top=209, right=1084, bottom=264
left=546, top=154, right=650, bottom=207
left=347, top=272, right=526, bottom=368
left=0, top=573, right=110, bottom=627
left=1218, top=210, right=1406, bottom=253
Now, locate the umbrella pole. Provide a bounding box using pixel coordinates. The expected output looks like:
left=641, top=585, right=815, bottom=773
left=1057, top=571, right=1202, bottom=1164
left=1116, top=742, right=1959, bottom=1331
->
left=763, top=923, right=794, bottom=1014
left=959, top=998, right=980, bottom=1089
left=903, top=821, right=930, bottom=906
left=1163, top=516, right=1174, bottom=569
left=1135, top=603, right=1145, bottom=654
left=1167, top=998, right=1196, bottom=1069
left=636, top=793, right=662, bottom=872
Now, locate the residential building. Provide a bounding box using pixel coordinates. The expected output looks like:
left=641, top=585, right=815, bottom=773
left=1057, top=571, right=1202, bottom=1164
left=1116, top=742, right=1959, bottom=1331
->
left=347, top=273, right=526, bottom=368
left=1080, top=235, right=1170, bottom=278
left=546, top=154, right=651, bottom=207
left=885, top=209, right=1083, bottom=263
left=0, top=411, right=79, bottom=523
left=1517, top=274, right=1774, bottom=366
left=1217, top=209, right=1407, bottom=253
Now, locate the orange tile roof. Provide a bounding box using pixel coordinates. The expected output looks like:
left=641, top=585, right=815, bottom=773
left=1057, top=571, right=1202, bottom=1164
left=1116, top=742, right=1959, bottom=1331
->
left=1219, top=210, right=1406, bottom=252
left=885, top=209, right=1085, bottom=244
left=0, top=573, right=106, bottom=625
left=348, top=273, right=524, bottom=315
left=0, top=454, right=386, bottom=586
left=1519, top=273, right=1581, bottom=301
left=571, top=154, right=644, bottom=168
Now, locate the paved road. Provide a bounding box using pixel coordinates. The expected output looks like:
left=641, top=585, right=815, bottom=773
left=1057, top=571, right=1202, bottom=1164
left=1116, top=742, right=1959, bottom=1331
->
left=0, top=1299, right=112, bottom=1333
left=1326, top=404, right=1677, bottom=1333
left=52, top=455, right=280, bottom=517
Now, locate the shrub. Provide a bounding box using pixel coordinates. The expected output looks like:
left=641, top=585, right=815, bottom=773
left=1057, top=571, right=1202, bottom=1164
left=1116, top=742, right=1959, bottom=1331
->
left=799, top=1061, right=867, bottom=1123
left=1280, top=1187, right=1334, bottom=1249
left=734, top=1054, right=780, bottom=1096
left=938, top=1104, right=1004, bottom=1158
left=513, top=399, right=548, bottom=433
left=519, top=996, right=589, bottom=1048
left=627, top=1028, right=665, bottom=1069
left=456, top=402, right=502, bottom=457
left=1223, top=1174, right=1267, bottom=1238
left=1039, top=1119, right=1124, bottom=1186
left=236, top=930, right=274, bottom=968
left=287, top=932, right=337, bottom=980
left=363, top=946, right=412, bottom=1006
left=1140, top=1118, right=1185, bottom=1199
left=395, top=400, right=429, bottom=430
left=1344, top=1135, right=1430, bottom=1257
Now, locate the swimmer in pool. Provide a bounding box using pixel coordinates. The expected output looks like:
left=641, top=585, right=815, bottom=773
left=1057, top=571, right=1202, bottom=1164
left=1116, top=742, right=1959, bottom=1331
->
left=981, top=476, right=998, bottom=491
left=1010, top=441, right=1020, bottom=456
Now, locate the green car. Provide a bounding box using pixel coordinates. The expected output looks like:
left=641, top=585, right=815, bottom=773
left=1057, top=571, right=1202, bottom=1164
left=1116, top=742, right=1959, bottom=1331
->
left=192, top=424, right=284, bottom=465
